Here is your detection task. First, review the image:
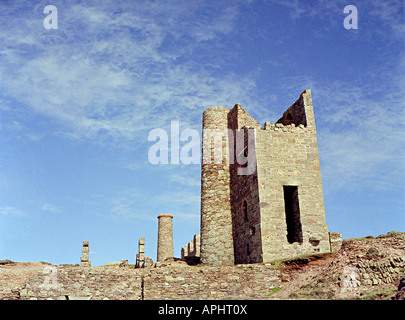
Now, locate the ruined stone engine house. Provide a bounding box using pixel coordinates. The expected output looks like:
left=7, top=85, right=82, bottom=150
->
left=199, top=89, right=340, bottom=266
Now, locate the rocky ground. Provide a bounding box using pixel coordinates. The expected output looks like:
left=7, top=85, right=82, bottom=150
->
left=0, top=231, right=404, bottom=300
left=270, top=231, right=405, bottom=300
left=0, top=260, right=50, bottom=300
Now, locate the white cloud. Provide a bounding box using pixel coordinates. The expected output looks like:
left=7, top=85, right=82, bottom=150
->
left=110, top=193, right=146, bottom=220
left=172, top=212, right=200, bottom=226
left=0, top=206, right=25, bottom=216
left=153, top=190, right=200, bottom=207
left=315, top=81, right=404, bottom=191
left=41, top=203, right=62, bottom=213
left=169, top=173, right=200, bottom=188
left=1, top=0, right=403, bottom=196
left=0, top=1, right=262, bottom=148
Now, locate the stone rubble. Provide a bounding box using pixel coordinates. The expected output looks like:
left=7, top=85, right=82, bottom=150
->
left=340, top=256, right=405, bottom=288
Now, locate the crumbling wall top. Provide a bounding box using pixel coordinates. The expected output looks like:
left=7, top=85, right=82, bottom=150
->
left=276, top=89, right=313, bottom=127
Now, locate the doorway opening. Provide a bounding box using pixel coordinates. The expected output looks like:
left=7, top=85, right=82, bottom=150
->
left=283, top=186, right=303, bottom=244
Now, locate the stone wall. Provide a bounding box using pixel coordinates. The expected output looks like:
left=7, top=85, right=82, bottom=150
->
left=19, top=265, right=143, bottom=300
left=229, top=127, right=262, bottom=264
left=181, top=234, right=200, bottom=260
left=340, top=257, right=405, bottom=290
left=254, top=90, right=331, bottom=262
left=16, top=263, right=281, bottom=300
left=276, top=93, right=307, bottom=127
left=142, top=263, right=280, bottom=300
left=227, top=105, right=263, bottom=265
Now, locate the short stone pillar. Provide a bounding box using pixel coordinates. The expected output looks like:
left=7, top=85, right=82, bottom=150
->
left=157, top=214, right=174, bottom=262
left=136, top=237, right=145, bottom=268
left=329, top=232, right=343, bottom=253
left=81, top=241, right=91, bottom=267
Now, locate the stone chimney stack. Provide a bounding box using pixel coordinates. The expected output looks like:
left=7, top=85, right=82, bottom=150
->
left=157, top=214, right=174, bottom=262
left=200, top=106, right=234, bottom=265
left=81, top=241, right=91, bottom=267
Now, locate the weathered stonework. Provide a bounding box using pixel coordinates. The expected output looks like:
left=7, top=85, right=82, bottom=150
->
left=136, top=237, right=154, bottom=268
left=329, top=232, right=343, bottom=253
left=19, top=265, right=143, bottom=300
left=143, top=263, right=280, bottom=300
left=157, top=214, right=174, bottom=262
left=5, top=232, right=402, bottom=300
left=80, top=241, right=91, bottom=267
left=339, top=256, right=405, bottom=289
left=200, top=90, right=337, bottom=265
left=107, top=260, right=128, bottom=267
left=15, top=263, right=281, bottom=300
left=181, top=234, right=200, bottom=258
left=200, top=107, right=235, bottom=266
left=136, top=237, right=145, bottom=268
left=181, top=234, right=201, bottom=265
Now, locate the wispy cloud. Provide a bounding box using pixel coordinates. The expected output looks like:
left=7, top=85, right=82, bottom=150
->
left=169, top=172, right=200, bottom=188
left=152, top=190, right=201, bottom=207
left=172, top=211, right=200, bottom=227
left=1, top=0, right=403, bottom=197
left=110, top=192, right=151, bottom=220
left=271, top=0, right=405, bottom=42
left=0, top=206, right=25, bottom=216
left=41, top=203, right=62, bottom=213
left=0, top=120, right=44, bottom=142
left=0, top=1, right=259, bottom=148
left=316, top=80, right=404, bottom=191
left=110, top=176, right=201, bottom=222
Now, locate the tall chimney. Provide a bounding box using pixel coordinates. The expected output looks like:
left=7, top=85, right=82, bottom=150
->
left=157, top=214, right=174, bottom=262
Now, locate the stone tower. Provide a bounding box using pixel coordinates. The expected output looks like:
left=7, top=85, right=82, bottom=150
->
left=200, top=107, right=235, bottom=265
left=200, top=90, right=334, bottom=265
left=157, top=214, right=174, bottom=262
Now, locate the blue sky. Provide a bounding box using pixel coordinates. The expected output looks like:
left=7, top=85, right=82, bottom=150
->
left=0, top=0, right=404, bottom=266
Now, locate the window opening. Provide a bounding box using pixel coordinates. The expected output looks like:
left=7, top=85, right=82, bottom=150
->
left=283, top=186, right=303, bottom=244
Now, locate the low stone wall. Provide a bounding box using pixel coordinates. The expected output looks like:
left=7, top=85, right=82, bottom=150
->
left=143, top=263, right=280, bottom=300
left=15, top=262, right=280, bottom=300
left=357, top=257, right=405, bottom=286
left=19, top=265, right=142, bottom=300
left=339, top=256, right=405, bottom=290
left=181, top=234, right=201, bottom=260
